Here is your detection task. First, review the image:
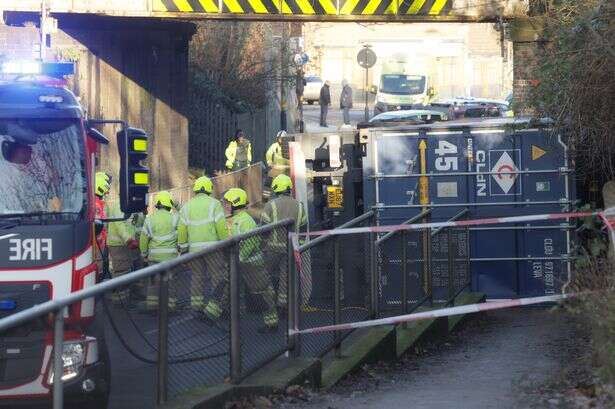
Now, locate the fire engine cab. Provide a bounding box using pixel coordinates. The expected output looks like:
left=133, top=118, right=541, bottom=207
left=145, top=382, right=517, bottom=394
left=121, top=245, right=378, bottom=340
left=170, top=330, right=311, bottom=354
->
left=0, top=61, right=149, bottom=408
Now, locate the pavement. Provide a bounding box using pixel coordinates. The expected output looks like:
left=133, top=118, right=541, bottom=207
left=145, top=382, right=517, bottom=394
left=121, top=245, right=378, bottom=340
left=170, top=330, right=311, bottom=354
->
left=301, top=104, right=369, bottom=133
left=274, top=308, right=580, bottom=409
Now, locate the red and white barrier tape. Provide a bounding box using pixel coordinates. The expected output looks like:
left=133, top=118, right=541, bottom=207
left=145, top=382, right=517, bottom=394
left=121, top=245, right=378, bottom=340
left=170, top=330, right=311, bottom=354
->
left=300, top=211, right=599, bottom=238
left=290, top=293, right=572, bottom=335
left=288, top=209, right=615, bottom=336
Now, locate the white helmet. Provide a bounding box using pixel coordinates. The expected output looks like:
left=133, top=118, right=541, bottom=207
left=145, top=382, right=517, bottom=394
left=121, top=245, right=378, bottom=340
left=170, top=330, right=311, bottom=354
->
left=276, top=130, right=288, bottom=140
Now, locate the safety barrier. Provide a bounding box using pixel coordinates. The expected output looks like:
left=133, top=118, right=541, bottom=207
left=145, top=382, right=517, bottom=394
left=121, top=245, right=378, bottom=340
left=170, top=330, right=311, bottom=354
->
left=287, top=208, right=477, bottom=359
left=0, top=209, right=605, bottom=409
left=286, top=209, right=600, bottom=360
left=290, top=211, right=375, bottom=359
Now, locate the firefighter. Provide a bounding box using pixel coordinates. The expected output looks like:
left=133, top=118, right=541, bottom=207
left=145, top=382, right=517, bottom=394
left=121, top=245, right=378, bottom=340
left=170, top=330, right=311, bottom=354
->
left=265, top=130, right=290, bottom=179
left=94, top=172, right=111, bottom=278
left=177, top=176, right=229, bottom=313
left=225, top=129, right=252, bottom=171
left=139, top=191, right=179, bottom=312
left=222, top=188, right=279, bottom=332
left=261, top=174, right=307, bottom=309
left=106, top=201, right=139, bottom=304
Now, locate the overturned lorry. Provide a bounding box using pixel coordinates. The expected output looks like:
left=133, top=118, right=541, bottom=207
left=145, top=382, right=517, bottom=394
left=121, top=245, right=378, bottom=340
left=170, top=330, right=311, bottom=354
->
left=285, top=118, right=575, bottom=310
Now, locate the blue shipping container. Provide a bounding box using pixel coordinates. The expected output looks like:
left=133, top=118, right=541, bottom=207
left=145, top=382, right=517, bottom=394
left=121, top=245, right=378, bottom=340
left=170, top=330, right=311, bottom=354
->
left=361, top=118, right=574, bottom=302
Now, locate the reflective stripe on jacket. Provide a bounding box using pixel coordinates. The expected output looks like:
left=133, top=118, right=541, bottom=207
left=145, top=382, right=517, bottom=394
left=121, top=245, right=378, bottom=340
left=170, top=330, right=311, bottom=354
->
left=230, top=211, right=263, bottom=264
left=225, top=141, right=252, bottom=170
left=177, top=193, right=228, bottom=252
left=139, top=209, right=179, bottom=262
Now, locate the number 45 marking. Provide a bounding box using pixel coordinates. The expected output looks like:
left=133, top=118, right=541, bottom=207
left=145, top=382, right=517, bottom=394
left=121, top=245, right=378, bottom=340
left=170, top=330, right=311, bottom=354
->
left=435, top=140, right=458, bottom=171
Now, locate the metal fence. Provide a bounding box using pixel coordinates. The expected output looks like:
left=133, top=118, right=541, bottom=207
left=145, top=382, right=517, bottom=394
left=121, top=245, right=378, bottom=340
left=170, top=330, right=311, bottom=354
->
left=292, top=212, right=374, bottom=358
left=0, top=210, right=472, bottom=409
left=287, top=209, right=471, bottom=359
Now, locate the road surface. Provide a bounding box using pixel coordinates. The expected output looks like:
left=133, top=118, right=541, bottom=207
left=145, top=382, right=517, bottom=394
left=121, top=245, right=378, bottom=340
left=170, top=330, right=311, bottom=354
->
left=275, top=308, right=579, bottom=409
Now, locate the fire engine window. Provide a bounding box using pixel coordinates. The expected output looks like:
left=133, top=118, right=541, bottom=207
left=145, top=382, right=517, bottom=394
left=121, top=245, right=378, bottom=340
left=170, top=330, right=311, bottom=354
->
left=0, top=119, right=86, bottom=218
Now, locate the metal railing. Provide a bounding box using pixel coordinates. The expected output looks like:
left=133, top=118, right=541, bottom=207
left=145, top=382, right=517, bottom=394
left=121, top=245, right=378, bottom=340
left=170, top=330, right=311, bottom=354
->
left=0, top=218, right=293, bottom=409
left=375, top=209, right=433, bottom=320
left=430, top=209, right=471, bottom=306
left=0, top=209, right=474, bottom=408
left=291, top=211, right=375, bottom=359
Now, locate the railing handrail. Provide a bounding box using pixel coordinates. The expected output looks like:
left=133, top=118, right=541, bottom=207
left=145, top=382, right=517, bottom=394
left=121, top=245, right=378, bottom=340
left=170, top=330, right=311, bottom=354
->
left=298, top=211, right=375, bottom=252
left=0, top=218, right=294, bottom=333
left=431, top=208, right=470, bottom=237
left=376, top=209, right=432, bottom=245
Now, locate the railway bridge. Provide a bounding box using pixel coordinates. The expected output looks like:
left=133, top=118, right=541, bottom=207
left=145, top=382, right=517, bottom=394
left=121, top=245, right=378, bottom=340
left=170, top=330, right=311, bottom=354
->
left=1, top=0, right=542, bottom=190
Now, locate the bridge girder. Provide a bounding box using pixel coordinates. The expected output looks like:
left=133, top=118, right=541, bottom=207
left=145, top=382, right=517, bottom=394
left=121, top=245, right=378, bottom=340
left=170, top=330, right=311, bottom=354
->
left=2, top=0, right=528, bottom=22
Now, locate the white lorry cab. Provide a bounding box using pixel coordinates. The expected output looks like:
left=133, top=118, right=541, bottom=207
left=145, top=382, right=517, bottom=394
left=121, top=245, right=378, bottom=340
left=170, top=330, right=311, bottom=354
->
left=372, top=58, right=434, bottom=116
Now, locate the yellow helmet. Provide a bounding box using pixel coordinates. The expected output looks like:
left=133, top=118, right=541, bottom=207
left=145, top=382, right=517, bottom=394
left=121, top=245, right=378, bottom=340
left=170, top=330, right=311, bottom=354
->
left=95, top=173, right=110, bottom=197
left=193, top=176, right=214, bottom=194
left=96, top=171, right=111, bottom=183
left=223, top=188, right=248, bottom=208
left=154, top=191, right=175, bottom=209
left=271, top=174, right=292, bottom=193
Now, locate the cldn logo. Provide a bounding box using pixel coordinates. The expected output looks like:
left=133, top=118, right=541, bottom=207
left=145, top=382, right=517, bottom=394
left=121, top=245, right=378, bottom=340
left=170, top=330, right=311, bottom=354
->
left=8, top=238, right=53, bottom=261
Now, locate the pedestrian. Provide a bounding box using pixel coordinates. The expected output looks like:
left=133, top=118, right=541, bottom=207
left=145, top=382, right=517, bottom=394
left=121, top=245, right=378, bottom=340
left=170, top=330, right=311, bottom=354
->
left=260, top=174, right=307, bottom=310
left=319, top=80, right=331, bottom=127
left=105, top=200, right=140, bottom=305
left=223, top=188, right=279, bottom=332
left=177, top=176, right=229, bottom=314
left=225, top=129, right=252, bottom=171
left=265, top=130, right=290, bottom=179
left=138, top=191, right=179, bottom=313
left=340, top=79, right=353, bottom=125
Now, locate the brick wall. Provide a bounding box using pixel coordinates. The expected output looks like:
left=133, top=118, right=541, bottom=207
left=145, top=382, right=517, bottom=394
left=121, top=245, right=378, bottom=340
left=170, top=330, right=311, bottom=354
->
left=512, top=41, right=540, bottom=114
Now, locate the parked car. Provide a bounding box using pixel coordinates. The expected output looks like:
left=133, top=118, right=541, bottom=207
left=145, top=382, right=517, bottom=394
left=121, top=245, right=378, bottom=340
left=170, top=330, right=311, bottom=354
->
left=463, top=103, right=507, bottom=118
left=303, top=75, right=323, bottom=104
left=430, top=96, right=510, bottom=119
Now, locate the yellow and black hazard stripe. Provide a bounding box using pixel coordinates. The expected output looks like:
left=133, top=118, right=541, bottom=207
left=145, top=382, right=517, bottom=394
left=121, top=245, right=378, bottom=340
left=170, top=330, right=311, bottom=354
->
left=154, top=0, right=450, bottom=15
left=338, top=0, right=452, bottom=16
left=155, top=0, right=220, bottom=13
left=221, top=0, right=337, bottom=15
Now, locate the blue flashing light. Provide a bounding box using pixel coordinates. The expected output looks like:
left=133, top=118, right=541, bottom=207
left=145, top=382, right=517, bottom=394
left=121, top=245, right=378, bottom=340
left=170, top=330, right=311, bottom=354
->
left=0, top=299, right=17, bottom=311
left=1, top=61, right=75, bottom=78
left=42, top=62, right=75, bottom=77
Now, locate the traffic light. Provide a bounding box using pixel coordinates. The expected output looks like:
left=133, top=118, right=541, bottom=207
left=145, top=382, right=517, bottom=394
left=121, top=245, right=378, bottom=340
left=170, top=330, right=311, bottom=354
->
left=117, top=127, right=149, bottom=214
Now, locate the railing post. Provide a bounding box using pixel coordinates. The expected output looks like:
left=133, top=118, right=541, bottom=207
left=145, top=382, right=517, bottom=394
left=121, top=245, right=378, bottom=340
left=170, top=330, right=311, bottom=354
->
left=447, top=228, right=455, bottom=306
left=369, top=232, right=378, bottom=319
left=401, top=230, right=408, bottom=329
left=334, top=238, right=342, bottom=358
left=287, top=227, right=301, bottom=358
left=52, top=307, right=65, bottom=409
left=157, top=271, right=170, bottom=405
left=230, top=243, right=242, bottom=383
